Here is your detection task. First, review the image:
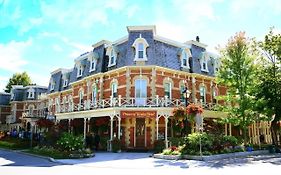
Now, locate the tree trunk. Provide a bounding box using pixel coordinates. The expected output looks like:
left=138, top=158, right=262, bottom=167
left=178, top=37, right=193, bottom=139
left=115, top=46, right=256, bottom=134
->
left=270, top=121, right=279, bottom=146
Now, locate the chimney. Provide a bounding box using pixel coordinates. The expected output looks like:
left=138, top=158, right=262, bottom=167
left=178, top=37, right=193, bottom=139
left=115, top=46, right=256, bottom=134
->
left=196, top=36, right=200, bottom=42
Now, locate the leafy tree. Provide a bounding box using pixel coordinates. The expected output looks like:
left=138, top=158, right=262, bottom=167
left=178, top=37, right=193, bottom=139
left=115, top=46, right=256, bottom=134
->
left=5, top=72, right=32, bottom=92
left=256, top=28, right=281, bottom=145
left=217, top=32, right=259, bottom=145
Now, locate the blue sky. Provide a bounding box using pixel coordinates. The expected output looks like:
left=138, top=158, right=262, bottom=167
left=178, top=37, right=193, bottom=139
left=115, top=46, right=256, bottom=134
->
left=0, top=0, right=280, bottom=92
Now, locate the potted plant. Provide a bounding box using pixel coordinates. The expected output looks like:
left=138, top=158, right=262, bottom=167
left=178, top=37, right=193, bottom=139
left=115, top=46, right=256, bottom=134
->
left=111, top=138, right=121, bottom=153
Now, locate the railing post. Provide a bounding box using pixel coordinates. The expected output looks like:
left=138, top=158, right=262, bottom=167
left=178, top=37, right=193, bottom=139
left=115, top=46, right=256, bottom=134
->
left=110, top=96, right=113, bottom=107
left=102, top=100, right=105, bottom=108
left=164, top=95, right=168, bottom=106
left=118, top=95, right=122, bottom=107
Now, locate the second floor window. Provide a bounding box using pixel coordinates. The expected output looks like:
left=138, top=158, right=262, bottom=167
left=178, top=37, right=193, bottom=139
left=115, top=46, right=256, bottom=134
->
left=79, top=90, right=84, bottom=105
left=164, top=82, right=172, bottom=99
left=111, top=82, right=117, bottom=98
left=199, top=86, right=206, bottom=104
left=92, top=84, right=98, bottom=104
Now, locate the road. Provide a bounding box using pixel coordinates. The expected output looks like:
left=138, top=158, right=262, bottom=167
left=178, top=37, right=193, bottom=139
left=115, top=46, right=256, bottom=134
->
left=1, top=149, right=281, bottom=175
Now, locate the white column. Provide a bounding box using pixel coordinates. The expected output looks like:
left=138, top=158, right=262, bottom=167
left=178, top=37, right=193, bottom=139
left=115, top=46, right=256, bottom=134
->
left=83, top=118, right=87, bottom=141
left=229, top=123, right=232, bottom=136
left=156, top=116, right=159, bottom=140
left=118, top=116, right=121, bottom=140
left=68, top=119, right=71, bottom=133
left=110, top=115, right=114, bottom=141
left=87, top=118, right=90, bottom=133
left=165, top=115, right=169, bottom=149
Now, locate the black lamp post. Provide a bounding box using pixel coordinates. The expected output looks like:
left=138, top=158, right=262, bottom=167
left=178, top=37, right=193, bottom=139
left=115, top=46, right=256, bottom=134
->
left=182, top=87, right=191, bottom=107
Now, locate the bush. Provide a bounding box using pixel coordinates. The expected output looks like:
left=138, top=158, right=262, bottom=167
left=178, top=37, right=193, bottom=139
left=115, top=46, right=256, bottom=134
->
left=162, top=146, right=182, bottom=155
left=111, top=138, right=121, bottom=153
left=30, top=146, right=68, bottom=159
left=169, top=137, right=185, bottom=147
left=154, top=140, right=165, bottom=153
left=222, top=135, right=238, bottom=147
left=56, top=133, right=84, bottom=152
left=0, top=138, right=33, bottom=149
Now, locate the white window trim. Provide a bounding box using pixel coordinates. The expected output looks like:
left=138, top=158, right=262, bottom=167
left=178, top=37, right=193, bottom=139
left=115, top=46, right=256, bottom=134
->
left=180, top=49, right=191, bottom=69
left=76, top=64, right=83, bottom=78
left=201, top=52, right=209, bottom=72
left=199, top=86, right=206, bottom=104
left=164, top=82, right=172, bottom=99
left=63, top=79, right=68, bottom=87
left=89, top=58, right=97, bottom=72
left=132, top=34, right=149, bottom=62
left=27, top=88, right=35, bottom=99
left=79, top=89, right=84, bottom=105
left=106, top=47, right=117, bottom=67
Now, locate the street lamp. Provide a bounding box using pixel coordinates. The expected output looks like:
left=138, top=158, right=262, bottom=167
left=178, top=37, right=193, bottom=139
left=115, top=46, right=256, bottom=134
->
left=182, top=87, right=191, bottom=107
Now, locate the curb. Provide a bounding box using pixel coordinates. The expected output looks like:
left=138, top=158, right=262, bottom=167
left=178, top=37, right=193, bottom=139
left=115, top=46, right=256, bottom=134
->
left=0, top=148, right=59, bottom=164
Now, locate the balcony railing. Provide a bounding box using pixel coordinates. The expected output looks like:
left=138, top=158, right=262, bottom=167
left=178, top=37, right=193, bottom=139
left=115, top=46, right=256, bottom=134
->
left=22, top=111, right=44, bottom=118
left=55, top=95, right=218, bottom=114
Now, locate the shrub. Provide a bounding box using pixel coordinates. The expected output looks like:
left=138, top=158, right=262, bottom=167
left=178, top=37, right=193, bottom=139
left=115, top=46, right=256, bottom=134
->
left=57, top=132, right=84, bottom=152
left=162, top=146, right=182, bottom=155
left=169, top=137, right=185, bottom=147
left=222, top=135, right=238, bottom=147
left=111, top=138, right=121, bottom=153
left=154, top=140, right=165, bottom=153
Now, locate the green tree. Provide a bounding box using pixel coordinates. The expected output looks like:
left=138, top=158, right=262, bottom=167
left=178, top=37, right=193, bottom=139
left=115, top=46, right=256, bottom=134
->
left=5, top=72, right=32, bottom=92
left=256, top=28, right=281, bottom=145
left=217, top=32, right=258, bottom=145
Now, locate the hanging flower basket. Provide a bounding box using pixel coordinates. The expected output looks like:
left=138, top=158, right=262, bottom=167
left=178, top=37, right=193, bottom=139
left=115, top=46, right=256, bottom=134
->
left=36, top=118, right=54, bottom=128
left=186, top=103, right=203, bottom=120
left=172, top=107, right=186, bottom=121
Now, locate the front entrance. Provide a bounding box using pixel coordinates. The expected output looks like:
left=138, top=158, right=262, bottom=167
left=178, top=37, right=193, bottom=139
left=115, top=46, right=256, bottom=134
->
left=135, top=118, right=145, bottom=148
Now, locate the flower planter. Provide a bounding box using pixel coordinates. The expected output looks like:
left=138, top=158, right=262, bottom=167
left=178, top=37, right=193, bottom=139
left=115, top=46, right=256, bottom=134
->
left=69, top=153, right=95, bottom=159
left=153, top=154, right=181, bottom=160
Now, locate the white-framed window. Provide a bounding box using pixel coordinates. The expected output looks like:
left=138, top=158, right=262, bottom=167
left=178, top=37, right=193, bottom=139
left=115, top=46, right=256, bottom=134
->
left=28, top=105, right=34, bottom=116
left=27, top=88, right=35, bottom=99
left=201, top=52, right=209, bottom=72
left=180, top=49, right=191, bottom=68
left=199, top=86, right=206, bottom=104
left=68, top=95, right=73, bottom=112
left=50, top=79, right=55, bottom=91
left=55, top=97, right=60, bottom=113
left=180, top=84, right=186, bottom=101
left=111, top=82, right=118, bottom=98
left=135, top=79, right=147, bottom=106
left=92, top=84, right=98, bottom=105
left=212, top=86, right=218, bottom=104
left=132, top=34, right=149, bottom=61
left=79, top=89, right=84, bottom=105
left=107, top=47, right=117, bottom=67
left=77, top=64, right=83, bottom=77
left=89, top=58, right=97, bottom=72
left=63, top=79, right=68, bottom=87
left=164, top=82, right=172, bottom=99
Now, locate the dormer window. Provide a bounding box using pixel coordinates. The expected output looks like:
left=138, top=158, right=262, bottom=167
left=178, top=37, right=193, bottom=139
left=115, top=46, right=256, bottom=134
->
left=106, top=47, right=117, bottom=67
left=50, top=79, right=55, bottom=91
left=132, top=34, right=149, bottom=61
left=63, top=79, right=68, bottom=87
left=77, top=64, right=83, bottom=77
left=90, top=59, right=97, bottom=72
left=27, top=88, right=35, bottom=99
left=180, top=49, right=191, bottom=69
left=200, top=52, right=209, bottom=72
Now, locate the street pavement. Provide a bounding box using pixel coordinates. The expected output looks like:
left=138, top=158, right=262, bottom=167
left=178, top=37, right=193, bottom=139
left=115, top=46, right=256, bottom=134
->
left=1, top=149, right=281, bottom=175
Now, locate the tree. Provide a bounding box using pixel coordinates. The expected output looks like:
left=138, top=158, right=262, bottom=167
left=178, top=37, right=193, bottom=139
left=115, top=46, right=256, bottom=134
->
left=256, top=28, right=281, bottom=145
left=217, top=32, right=258, bottom=145
left=5, top=72, right=32, bottom=92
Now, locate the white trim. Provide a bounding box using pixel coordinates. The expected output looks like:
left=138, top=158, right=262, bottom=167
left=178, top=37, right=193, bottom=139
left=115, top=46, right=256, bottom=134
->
left=106, top=46, right=117, bottom=67
left=200, top=52, right=209, bottom=72
left=27, top=88, right=35, bottom=99
left=180, top=49, right=191, bottom=69
left=132, top=34, right=149, bottom=61
left=127, top=25, right=156, bottom=35
left=76, top=63, right=84, bottom=78
left=92, top=40, right=111, bottom=49
left=154, top=35, right=189, bottom=48
left=89, top=58, right=97, bottom=72
left=63, top=79, right=68, bottom=87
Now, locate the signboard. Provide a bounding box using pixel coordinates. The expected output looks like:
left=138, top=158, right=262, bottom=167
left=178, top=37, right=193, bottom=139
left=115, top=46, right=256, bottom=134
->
left=120, top=110, right=157, bottom=118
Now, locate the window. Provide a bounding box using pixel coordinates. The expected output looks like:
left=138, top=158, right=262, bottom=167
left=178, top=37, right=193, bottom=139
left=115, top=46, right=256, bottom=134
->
left=107, top=47, right=116, bottom=67
left=27, top=88, right=35, bottom=99
left=50, top=79, right=55, bottom=91
left=63, top=79, right=68, bottom=87
left=79, top=90, right=84, bottom=105
left=111, top=82, right=117, bottom=98
left=164, top=82, right=172, bottom=99
left=135, top=79, right=147, bottom=106
left=180, top=84, right=185, bottom=101
left=212, top=87, right=218, bottom=104
left=90, top=58, right=97, bottom=72
left=68, top=95, right=73, bottom=112
left=199, top=86, right=206, bottom=104
left=132, top=34, right=149, bottom=61
left=201, top=52, right=209, bottom=72
left=181, top=50, right=191, bottom=68
left=77, top=64, right=83, bottom=77
left=92, top=84, right=98, bottom=105
left=28, top=105, right=34, bottom=116
left=55, top=98, right=60, bottom=113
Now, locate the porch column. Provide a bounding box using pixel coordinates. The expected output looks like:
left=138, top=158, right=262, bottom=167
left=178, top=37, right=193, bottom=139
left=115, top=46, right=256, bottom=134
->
left=110, top=115, right=114, bottom=141
left=87, top=118, right=90, bottom=133
left=224, top=123, right=227, bottom=135
left=229, top=123, right=232, bottom=136
left=156, top=115, right=160, bottom=140
left=117, top=115, right=121, bottom=140
left=83, top=118, right=87, bottom=141
left=164, top=115, right=169, bottom=149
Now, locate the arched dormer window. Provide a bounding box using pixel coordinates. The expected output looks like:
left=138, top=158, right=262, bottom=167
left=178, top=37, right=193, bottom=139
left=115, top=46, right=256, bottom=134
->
left=50, top=78, right=55, bottom=91
left=106, top=46, right=117, bottom=67
left=200, top=52, right=209, bottom=72
left=76, top=63, right=84, bottom=77
left=88, top=52, right=99, bottom=72
left=180, top=49, right=192, bottom=69
left=62, top=73, right=69, bottom=88
left=132, top=34, right=149, bottom=61
left=27, top=88, right=35, bottom=99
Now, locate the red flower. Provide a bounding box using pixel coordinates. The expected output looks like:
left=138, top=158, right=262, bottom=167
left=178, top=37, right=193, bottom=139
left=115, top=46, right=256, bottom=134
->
left=186, top=103, right=203, bottom=115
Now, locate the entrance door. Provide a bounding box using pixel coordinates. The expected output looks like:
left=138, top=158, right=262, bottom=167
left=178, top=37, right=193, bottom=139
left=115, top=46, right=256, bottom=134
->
left=135, top=79, right=147, bottom=106
left=135, top=118, right=145, bottom=148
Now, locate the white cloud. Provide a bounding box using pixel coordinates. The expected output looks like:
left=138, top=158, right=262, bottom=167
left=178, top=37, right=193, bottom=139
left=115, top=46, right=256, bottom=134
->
left=0, top=39, right=31, bottom=72
left=52, top=44, right=63, bottom=52
left=0, top=76, right=9, bottom=92
left=127, top=5, right=140, bottom=19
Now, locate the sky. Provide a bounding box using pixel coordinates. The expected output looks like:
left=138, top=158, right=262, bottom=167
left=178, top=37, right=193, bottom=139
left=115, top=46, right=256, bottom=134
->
left=0, top=0, right=280, bottom=92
